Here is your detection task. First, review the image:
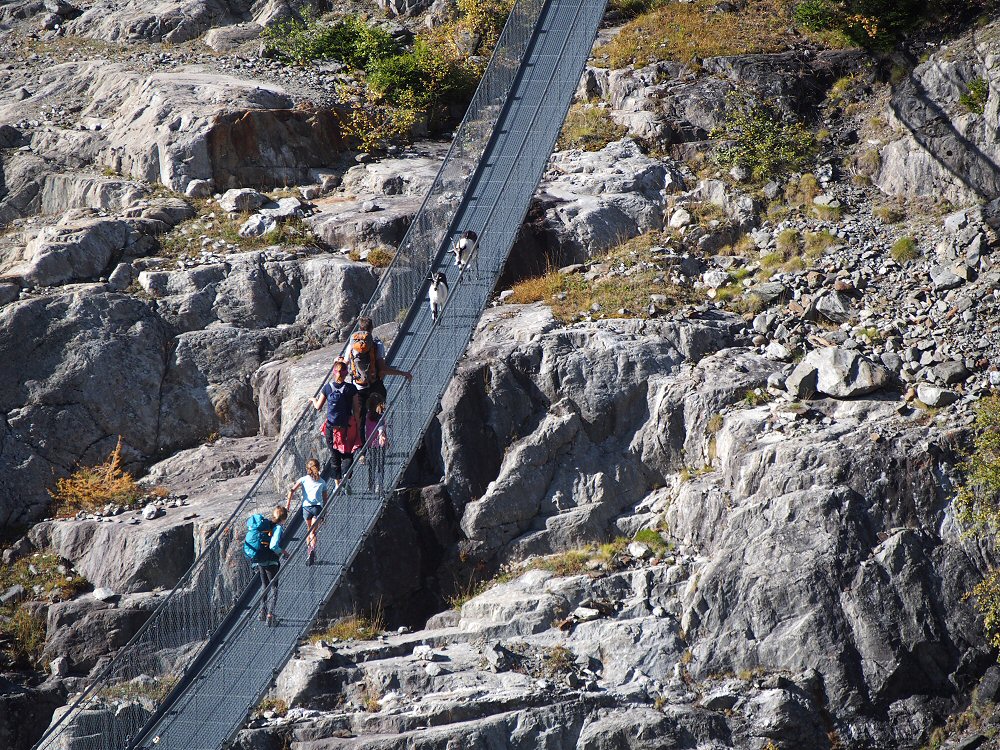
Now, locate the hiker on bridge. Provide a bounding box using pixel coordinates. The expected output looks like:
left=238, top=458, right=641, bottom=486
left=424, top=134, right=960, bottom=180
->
left=310, top=358, right=362, bottom=490
left=243, top=504, right=289, bottom=626
left=348, top=316, right=412, bottom=438
left=287, top=458, right=327, bottom=566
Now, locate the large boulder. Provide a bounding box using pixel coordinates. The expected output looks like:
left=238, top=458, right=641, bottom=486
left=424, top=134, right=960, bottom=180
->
left=2, top=62, right=305, bottom=196
left=41, top=593, right=160, bottom=673
left=666, top=403, right=990, bottom=727
left=2, top=217, right=137, bottom=287
left=142, top=253, right=378, bottom=338
left=585, top=50, right=863, bottom=148
left=537, top=139, right=684, bottom=260
left=784, top=347, right=891, bottom=399
left=0, top=290, right=170, bottom=525
left=29, top=517, right=197, bottom=594
left=158, top=325, right=300, bottom=451
left=207, top=106, right=350, bottom=190
left=308, top=195, right=423, bottom=252
left=438, top=304, right=750, bottom=562
left=64, top=0, right=253, bottom=43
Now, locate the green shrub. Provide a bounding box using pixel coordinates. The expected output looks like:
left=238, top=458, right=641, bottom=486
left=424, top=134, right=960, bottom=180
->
left=775, top=228, right=800, bottom=255
left=265, top=12, right=485, bottom=146
left=791, top=0, right=941, bottom=48
left=715, top=98, right=816, bottom=181
left=793, top=0, right=838, bottom=30
left=457, top=0, right=514, bottom=48
left=0, top=553, right=89, bottom=668
left=263, top=13, right=398, bottom=67
left=890, top=236, right=918, bottom=263
left=968, top=566, right=1000, bottom=658
left=541, top=645, right=575, bottom=677
left=1, top=608, right=46, bottom=668
left=960, top=77, right=989, bottom=115
left=633, top=528, right=671, bottom=555
left=369, top=35, right=479, bottom=112
left=336, top=81, right=420, bottom=152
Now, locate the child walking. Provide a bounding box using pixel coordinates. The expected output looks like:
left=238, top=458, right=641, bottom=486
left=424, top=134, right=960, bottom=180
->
left=287, top=458, right=327, bottom=566
left=365, top=393, right=388, bottom=492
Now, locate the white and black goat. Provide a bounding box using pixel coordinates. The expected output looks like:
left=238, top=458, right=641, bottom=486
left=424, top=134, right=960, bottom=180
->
left=428, top=272, right=449, bottom=322
left=452, top=230, right=478, bottom=270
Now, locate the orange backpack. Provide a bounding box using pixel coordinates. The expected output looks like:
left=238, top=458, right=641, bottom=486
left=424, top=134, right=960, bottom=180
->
left=348, top=331, right=378, bottom=387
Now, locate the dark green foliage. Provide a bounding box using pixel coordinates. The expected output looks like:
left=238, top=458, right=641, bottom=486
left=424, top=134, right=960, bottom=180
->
left=264, top=13, right=483, bottom=140
left=955, top=397, right=1000, bottom=537
left=793, top=0, right=838, bottom=31
left=957, top=397, right=1000, bottom=662
left=714, top=98, right=816, bottom=181
left=368, top=39, right=479, bottom=113
left=262, top=14, right=399, bottom=67
left=792, top=0, right=983, bottom=47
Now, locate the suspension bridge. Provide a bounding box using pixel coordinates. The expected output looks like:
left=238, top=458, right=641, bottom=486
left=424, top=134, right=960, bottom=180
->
left=33, top=0, right=607, bottom=747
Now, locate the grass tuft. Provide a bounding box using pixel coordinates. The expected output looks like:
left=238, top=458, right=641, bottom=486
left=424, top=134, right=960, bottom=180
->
left=594, top=0, right=838, bottom=69
left=959, top=76, right=988, bottom=115
left=99, top=676, right=179, bottom=704
left=310, top=611, right=385, bottom=643
left=255, top=697, right=289, bottom=717
left=557, top=104, right=626, bottom=152
left=158, top=200, right=322, bottom=258
left=874, top=204, right=904, bottom=224
left=804, top=230, right=838, bottom=259
left=366, top=247, right=395, bottom=268
left=890, top=236, right=918, bottom=263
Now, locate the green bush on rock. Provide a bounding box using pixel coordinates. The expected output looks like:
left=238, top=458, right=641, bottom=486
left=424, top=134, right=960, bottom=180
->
left=714, top=97, right=816, bottom=181
left=262, top=13, right=398, bottom=67
left=264, top=11, right=490, bottom=148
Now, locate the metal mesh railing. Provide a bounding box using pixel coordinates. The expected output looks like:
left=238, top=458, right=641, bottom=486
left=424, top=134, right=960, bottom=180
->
left=33, top=0, right=607, bottom=748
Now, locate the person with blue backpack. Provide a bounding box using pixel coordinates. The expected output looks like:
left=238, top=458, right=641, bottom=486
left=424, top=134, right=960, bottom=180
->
left=310, top=358, right=362, bottom=490
left=287, top=458, right=327, bottom=567
left=243, top=504, right=290, bottom=626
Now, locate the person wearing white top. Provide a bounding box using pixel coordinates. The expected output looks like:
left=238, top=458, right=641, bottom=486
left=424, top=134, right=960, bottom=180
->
left=287, top=458, right=329, bottom=566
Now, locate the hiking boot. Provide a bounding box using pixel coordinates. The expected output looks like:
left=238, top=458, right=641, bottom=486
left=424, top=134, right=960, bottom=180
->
left=258, top=609, right=268, bottom=622
left=267, top=613, right=277, bottom=627
left=306, top=549, right=315, bottom=566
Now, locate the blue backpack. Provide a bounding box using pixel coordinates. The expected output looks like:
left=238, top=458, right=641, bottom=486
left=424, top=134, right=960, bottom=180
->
left=324, top=381, right=355, bottom=428
left=244, top=514, right=278, bottom=566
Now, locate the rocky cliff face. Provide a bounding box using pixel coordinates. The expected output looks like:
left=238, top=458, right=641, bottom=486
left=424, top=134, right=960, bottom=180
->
left=4, top=2, right=1000, bottom=749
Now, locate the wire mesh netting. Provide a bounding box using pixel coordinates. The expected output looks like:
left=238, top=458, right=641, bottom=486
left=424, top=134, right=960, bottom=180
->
left=33, top=0, right=607, bottom=748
